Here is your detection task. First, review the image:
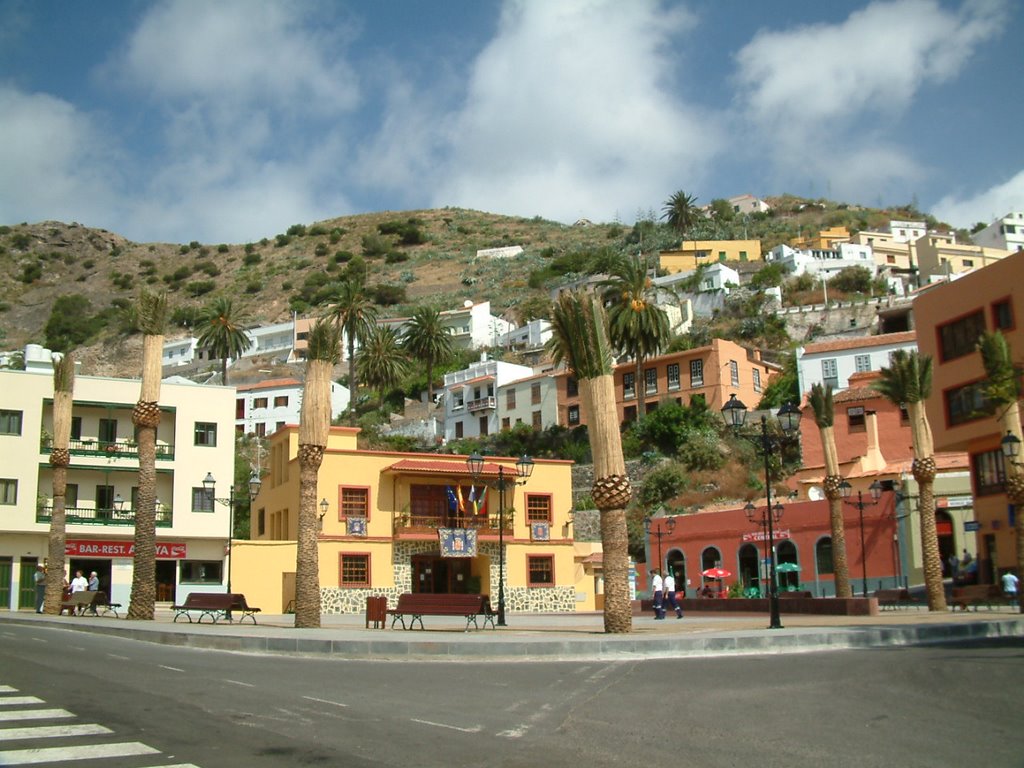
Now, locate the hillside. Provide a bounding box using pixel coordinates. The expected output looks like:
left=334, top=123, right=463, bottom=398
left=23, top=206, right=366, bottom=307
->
left=0, top=197, right=959, bottom=377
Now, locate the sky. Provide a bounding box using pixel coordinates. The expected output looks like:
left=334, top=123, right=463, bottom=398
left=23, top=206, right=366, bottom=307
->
left=1, top=0, right=1022, bottom=245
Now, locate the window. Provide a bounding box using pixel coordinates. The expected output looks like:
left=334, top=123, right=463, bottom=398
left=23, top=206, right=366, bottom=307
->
left=972, top=449, right=1006, bottom=496
left=899, top=405, right=910, bottom=426
left=567, top=405, right=580, bottom=425
left=847, top=406, right=866, bottom=432
left=527, top=555, right=554, bottom=586
left=690, top=359, right=704, bottom=387
left=340, top=486, right=369, bottom=518
left=531, top=383, right=541, bottom=405
left=340, top=553, right=370, bottom=586
left=194, top=422, right=217, bottom=447
left=729, top=360, right=739, bottom=386
left=854, top=354, right=871, bottom=373
left=623, top=405, right=637, bottom=422
left=815, top=538, right=834, bottom=575
left=645, top=368, right=657, bottom=394
left=566, top=377, right=579, bottom=397
left=531, top=411, right=542, bottom=429
left=255, top=423, right=267, bottom=437
left=275, top=421, right=285, bottom=432
left=501, top=417, right=511, bottom=430
left=938, top=310, right=985, bottom=361
left=273, top=395, right=288, bottom=408
left=257, top=508, right=265, bottom=536
left=0, top=479, right=16, bottom=505
left=191, top=486, right=214, bottom=513
left=667, top=363, right=680, bottom=390
left=253, top=397, right=268, bottom=409
left=623, top=372, right=636, bottom=399
left=66, top=484, right=79, bottom=508
left=455, top=422, right=464, bottom=439
left=95, top=485, right=115, bottom=511
left=822, top=358, right=838, bottom=389
left=235, top=399, right=245, bottom=419
left=962, top=259, right=974, bottom=268
left=70, top=417, right=82, bottom=441
left=98, top=418, right=117, bottom=444
left=180, top=560, right=223, bottom=584
left=945, top=382, right=988, bottom=426
left=752, top=369, right=762, bottom=393
left=506, top=389, right=516, bottom=409
left=526, top=494, right=552, bottom=523
left=0, top=410, right=22, bottom=436
left=992, top=299, right=1014, bottom=331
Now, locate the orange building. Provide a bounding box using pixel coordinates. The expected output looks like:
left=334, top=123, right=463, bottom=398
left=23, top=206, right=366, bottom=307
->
left=913, top=249, right=1024, bottom=584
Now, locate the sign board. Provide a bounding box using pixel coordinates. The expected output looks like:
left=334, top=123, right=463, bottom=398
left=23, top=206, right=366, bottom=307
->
left=65, top=539, right=186, bottom=559
left=963, top=521, right=981, bottom=532
left=741, top=529, right=792, bottom=543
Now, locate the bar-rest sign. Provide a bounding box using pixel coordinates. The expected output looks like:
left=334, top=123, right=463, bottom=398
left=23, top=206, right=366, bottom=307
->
left=66, top=539, right=187, bottom=559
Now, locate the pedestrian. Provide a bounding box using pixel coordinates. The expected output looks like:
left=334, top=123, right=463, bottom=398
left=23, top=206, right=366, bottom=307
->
left=86, top=571, right=100, bottom=615
left=947, top=553, right=959, bottom=579
left=961, top=548, right=972, bottom=566
left=663, top=571, right=683, bottom=619
left=70, top=570, right=88, bottom=593
left=1002, top=571, right=1019, bottom=603
left=33, top=564, right=46, bottom=613
left=650, top=569, right=665, bottom=620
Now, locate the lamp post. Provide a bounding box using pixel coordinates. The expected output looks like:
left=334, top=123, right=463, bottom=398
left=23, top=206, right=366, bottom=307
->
left=318, top=497, right=329, bottom=532
left=467, top=453, right=534, bottom=627
left=840, top=479, right=883, bottom=597
left=744, top=501, right=783, bottom=596
left=203, top=470, right=262, bottom=596
left=643, top=516, right=676, bottom=574
left=722, top=394, right=800, bottom=630
left=999, top=431, right=1024, bottom=615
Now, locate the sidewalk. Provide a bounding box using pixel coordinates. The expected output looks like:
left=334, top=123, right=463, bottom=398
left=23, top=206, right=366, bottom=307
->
left=2, top=607, right=1021, bottom=662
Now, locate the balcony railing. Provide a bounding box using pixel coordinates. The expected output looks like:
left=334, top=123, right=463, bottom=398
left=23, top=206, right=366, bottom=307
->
left=393, top=511, right=511, bottom=535
left=40, top=438, right=175, bottom=460
left=467, top=396, right=496, bottom=412
left=37, top=505, right=173, bottom=527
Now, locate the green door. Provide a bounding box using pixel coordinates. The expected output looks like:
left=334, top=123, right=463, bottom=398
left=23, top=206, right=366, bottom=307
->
left=0, top=558, right=11, bottom=609
left=18, top=558, right=38, bottom=609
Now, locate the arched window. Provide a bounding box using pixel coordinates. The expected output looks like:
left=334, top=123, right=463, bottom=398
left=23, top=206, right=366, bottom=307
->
left=666, top=548, right=686, bottom=592
left=776, top=540, right=799, bottom=590
left=816, top=537, right=834, bottom=575
left=701, top=546, right=721, bottom=572
left=738, top=542, right=761, bottom=595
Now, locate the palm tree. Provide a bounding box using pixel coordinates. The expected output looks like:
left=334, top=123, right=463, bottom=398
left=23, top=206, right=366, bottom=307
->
left=357, top=324, right=409, bottom=402
left=662, top=190, right=700, bottom=235
left=976, top=331, right=1024, bottom=611
left=295, top=318, right=341, bottom=628
left=808, top=383, right=852, bottom=598
left=196, top=297, right=251, bottom=385
left=547, top=290, right=633, bottom=633
left=402, top=306, right=453, bottom=406
left=600, top=255, right=670, bottom=418
left=873, top=350, right=946, bottom=611
left=43, top=351, right=75, bottom=614
left=127, top=290, right=168, bottom=620
left=328, top=279, right=378, bottom=425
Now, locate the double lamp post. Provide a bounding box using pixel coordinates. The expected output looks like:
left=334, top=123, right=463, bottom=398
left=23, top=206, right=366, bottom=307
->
left=840, top=479, right=883, bottom=597
left=644, top=516, right=676, bottom=576
left=203, top=470, right=261, bottom=595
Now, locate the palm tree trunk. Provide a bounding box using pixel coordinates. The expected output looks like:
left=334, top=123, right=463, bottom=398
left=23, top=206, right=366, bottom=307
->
left=820, top=424, right=851, bottom=598
left=582, top=377, right=632, bottom=634
left=907, top=401, right=946, bottom=611
left=295, top=446, right=323, bottom=628
left=635, top=356, right=645, bottom=418
left=45, top=355, right=74, bottom=614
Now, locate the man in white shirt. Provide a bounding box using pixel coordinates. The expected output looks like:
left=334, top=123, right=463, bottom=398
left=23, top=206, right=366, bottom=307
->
left=650, top=570, right=665, bottom=620
left=663, top=572, right=683, bottom=619
left=70, top=570, right=88, bottom=593
left=1002, top=571, right=1019, bottom=603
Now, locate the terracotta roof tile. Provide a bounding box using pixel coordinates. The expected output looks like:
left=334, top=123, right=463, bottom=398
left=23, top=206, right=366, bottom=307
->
left=802, top=331, right=916, bottom=355
left=236, top=378, right=302, bottom=391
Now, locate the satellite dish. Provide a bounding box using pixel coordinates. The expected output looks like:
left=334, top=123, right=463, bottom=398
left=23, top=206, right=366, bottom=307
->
left=808, top=486, right=824, bottom=501
left=463, top=299, right=473, bottom=308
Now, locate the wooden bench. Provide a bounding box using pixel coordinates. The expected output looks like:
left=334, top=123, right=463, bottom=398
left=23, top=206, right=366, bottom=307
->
left=60, top=591, right=122, bottom=617
left=387, top=593, right=495, bottom=631
left=874, top=588, right=918, bottom=610
left=172, top=592, right=261, bottom=624
left=951, top=584, right=1014, bottom=612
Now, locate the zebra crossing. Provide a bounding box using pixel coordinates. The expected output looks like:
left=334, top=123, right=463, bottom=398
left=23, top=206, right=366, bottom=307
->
left=0, top=683, right=199, bottom=766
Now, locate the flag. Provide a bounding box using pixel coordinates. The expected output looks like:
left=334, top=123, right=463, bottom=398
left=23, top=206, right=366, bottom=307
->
left=456, top=484, right=466, bottom=514
left=468, top=485, right=477, bottom=515
left=476, top=485, right=487, bottom=514
left=446, top=486, right=458, bottom=513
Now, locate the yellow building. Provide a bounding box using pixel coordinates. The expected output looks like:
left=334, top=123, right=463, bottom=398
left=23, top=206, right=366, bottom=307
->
left=914, top=233, right=1012, bottom=283
left=790, top=226, right=850, bottom=251
left=849, top=230, right=917, bottom=272
left=234, top=426, right=598, bottom=614
left=658, top=240, right=762, bottom=274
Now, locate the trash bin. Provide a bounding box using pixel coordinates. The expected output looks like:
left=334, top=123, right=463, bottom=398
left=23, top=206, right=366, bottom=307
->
left=365, top=595, right=387, bottom=629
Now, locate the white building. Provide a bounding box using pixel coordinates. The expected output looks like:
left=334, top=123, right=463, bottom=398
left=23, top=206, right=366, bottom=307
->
left=442, top=355, right=536, bottom=441
left=1, top=345, right=236, bottom=610
left=888, top=220, right=927, bottom=244
left=235, top=377, right=350, bottom=437
left=972, top=212, right=1024, bottom=253
left=728, top=194, right=771, bottom=215
left=496, top=373, right=560, bottom=433
left=378, top=300, right=515, bottom=352
left=768, top=242, right=877, bottom=281
left=796, top=331, right=917, bottom=396
left=496, top=319, right=552, bottom=352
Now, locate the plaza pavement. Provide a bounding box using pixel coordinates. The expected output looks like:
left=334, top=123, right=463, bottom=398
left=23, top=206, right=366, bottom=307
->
left=2, top=605, right=1021, bottom=662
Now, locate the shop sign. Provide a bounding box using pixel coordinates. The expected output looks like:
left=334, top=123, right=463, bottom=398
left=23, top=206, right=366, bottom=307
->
left=741, top=529, right=792, bottom=543
left=65, top=539, right=186, bottom=559
left=963, top=521, right=981, bottom=532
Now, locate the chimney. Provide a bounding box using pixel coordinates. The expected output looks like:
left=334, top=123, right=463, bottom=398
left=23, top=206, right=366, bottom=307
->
left=862, top=410, right=886, bottom=472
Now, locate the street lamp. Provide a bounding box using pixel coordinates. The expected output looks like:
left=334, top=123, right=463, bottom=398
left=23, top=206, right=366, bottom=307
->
left=999, top=431, right=1024, bottom=616
left=318, top=497, right=329, bottom=532
left=840, top=479, right=883, bottom=597
left=722, top=394, right=800, bottom=629
left=202, top=470, right=262, bottom=596
left=643, top=516, right=676, bottom=574
left=744, top=501, right=784, bottom=596
left=466, top=452, right=534, bottom=627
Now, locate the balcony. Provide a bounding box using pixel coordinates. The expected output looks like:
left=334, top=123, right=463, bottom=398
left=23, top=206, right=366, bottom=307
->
left=467, top=395, right=496, bottom=412
left=41, top=438, right=175, bottom=461
left=37, top=505, right=173, bottom=528
left=393, top=511, right=510, bottom=535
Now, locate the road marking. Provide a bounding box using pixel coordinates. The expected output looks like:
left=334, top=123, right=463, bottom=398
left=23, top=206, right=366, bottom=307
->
left=410, top=718, right=482, bottom=733
left=138, top=764, right=201, bottom=768
left=0, top=741, right=159, bottom=764
left=302, top=696, right=347, bottom=708
left=106, top=653, right=130, bottom=660
left=0, top=697, right=44, bottom=707
left=224, top=680, right=254, bottom=688
left=498, top=725, right=529, bottom=738
left=0, top=709, right=73, bottom=722
left=29, top=638, right=48, bottom=644
left=0, top=724, right=112, bottom=741
left=159, top=665, right=185, bottom=673
left=0, top=686, right=17, bottom=692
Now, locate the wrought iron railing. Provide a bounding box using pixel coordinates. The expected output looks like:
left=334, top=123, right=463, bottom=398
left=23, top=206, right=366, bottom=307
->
left=466, top=396, right=496, bottom=412
left=39, top=438, right=175, bottom=460
left=37, top=505, right=173, bottom=527
left=393, top=511, right=511, bottom=534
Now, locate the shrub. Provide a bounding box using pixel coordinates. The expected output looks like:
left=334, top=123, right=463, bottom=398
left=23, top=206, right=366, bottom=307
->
left=245, top=282, right=261, bottom=294
left=369, top=284, right=406, bottom=305
left=286, top=223, right=307, bottom=237
left=20, top=262, right=43, bottom=283
left=10, top=233, right=31, bottom=249
left=637, top=463, right=688, bottom=507
left=308, top=225, right=328, bottom=236
left=332, top=250, right=353, bottom=264
left=243, top=252, right=262, bottom=266
left=189, top=240, right=201, bottom=251
left=361, top=232, right=391, bottom=258
left=314, top=243, right=329, bottom=257
left=217, top=244, right=229, bottom=253
left=275, top=234, right=292, bottom=247
left=178, top=245, right=190, bottom=255
left=186, top=280, right=216, bottom=297
left=244, top=243, right=255, bottom=254
left=385, top=251, right=408, bottom=264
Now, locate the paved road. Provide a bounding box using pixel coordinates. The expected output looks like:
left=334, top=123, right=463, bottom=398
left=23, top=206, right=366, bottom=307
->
left=1, top=623, right=1021, bottom=767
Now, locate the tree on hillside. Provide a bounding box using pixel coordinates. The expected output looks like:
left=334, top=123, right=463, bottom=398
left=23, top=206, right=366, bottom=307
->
left=600, top=255, right=670, bottom=419
left=126, top=290, right=168, bottom=621
left=808, top=384, right=852, bottom=598
left=662, top=190, right=700, bottom=235
left=358, top=324, right=409, bottom=402
left=294, top=319, right=341, bottom=628
left=402, top=306, right=453, bottom=406
left=196, top=297, right=251, bottom=385
left=43, top=351, right=75, bottom=614
left=873, top=350, right=946, bottom=611
left=547, top=291, right=633, bottom=634
left=328, top=279, right=378, bottom=425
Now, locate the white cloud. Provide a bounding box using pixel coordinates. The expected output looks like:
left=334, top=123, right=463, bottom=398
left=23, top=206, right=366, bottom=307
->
left=932, top=170, right=1024, bottom=229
